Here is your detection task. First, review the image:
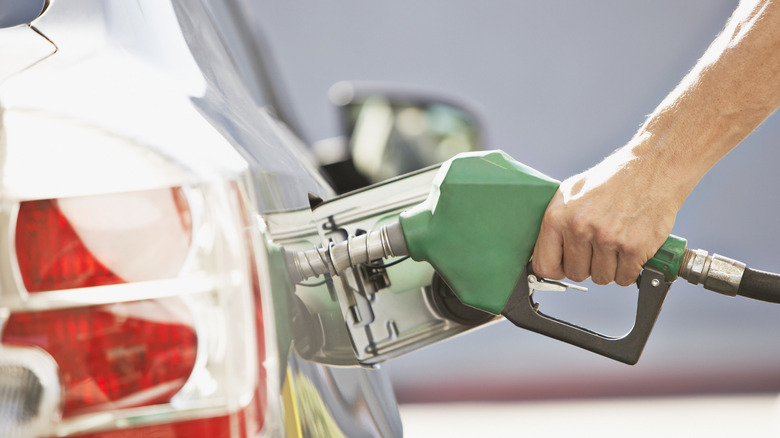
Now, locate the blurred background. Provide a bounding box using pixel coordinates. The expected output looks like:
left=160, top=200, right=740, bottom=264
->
left=248, top=0, right=780, bottom=419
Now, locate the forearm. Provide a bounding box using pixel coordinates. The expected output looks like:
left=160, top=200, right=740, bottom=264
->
left=532, top=0, right=780, bottom=285
left=629, top=0, right=780, bottom=204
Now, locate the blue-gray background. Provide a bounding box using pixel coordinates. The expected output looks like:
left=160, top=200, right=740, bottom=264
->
left=251, top=1, right=780, bottom=401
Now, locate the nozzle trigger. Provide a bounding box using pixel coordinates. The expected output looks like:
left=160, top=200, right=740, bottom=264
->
left=503, top=267, right=670, bottom=365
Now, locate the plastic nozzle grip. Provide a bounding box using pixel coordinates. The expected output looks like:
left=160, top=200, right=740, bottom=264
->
left=399, top=150, right=560, bottom=315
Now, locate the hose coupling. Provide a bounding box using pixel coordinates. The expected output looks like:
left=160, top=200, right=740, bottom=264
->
left=679, top=248, right=745, bottom=296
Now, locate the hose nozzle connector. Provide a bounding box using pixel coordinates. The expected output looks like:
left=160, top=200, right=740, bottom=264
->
left=679, top=248, right=746, bottom=296
left=286, top=222, right=409, bottom=284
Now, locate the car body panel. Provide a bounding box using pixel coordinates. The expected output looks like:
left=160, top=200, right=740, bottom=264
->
left=0, top=0, right=413, bottom=436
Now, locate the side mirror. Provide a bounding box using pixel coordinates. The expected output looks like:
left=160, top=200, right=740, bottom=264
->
left=0, top=0, right=47, bottom=28
left=318, top=82, right=484, bottom=194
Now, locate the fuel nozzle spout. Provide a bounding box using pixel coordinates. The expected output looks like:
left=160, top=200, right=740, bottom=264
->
left=285, top=222, right=409, bottom=284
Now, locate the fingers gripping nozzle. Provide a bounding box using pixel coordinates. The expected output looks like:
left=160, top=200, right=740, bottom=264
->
left=285, top=222, right=409, bottom=284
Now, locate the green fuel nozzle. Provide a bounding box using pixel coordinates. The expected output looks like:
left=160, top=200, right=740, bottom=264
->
left=397, top=150, right=559, bottom=314
left=286, top=150, right=780, bottom=364
left=286, top=149, right=558, bottom=306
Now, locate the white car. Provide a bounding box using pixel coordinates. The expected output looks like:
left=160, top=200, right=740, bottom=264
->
left=0, top=1, right=486, bottom=437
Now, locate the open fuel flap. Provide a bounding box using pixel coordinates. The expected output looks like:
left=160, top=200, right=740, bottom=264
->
left=264, top=166, right=496, bottom=367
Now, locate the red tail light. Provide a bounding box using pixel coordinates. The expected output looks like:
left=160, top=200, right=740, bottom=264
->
left=15, top=199, right=124, bottom=292
left=2, top=184, right=266, bottom=437
left=2, top=299, right=197, bottom=417
left=14, top=188, right=193, bottom=293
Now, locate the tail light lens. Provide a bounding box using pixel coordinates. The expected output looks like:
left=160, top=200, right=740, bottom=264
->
left=3, top=299, right=198, bottom=416
left=2, top=183, right=266, bottom=437
left=15, top=188, right=192, bottom=293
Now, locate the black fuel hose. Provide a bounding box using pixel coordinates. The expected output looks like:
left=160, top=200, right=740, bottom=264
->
left=679, top=249, right=780, bottom=304
left=737, top=267, right=780, bottom=304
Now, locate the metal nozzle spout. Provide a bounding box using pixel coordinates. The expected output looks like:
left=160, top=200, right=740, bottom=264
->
left=286, top=222, right=409, bottom=284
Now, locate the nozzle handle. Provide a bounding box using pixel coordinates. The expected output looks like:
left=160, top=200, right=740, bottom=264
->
left=502, top=266, right=670, bottom=365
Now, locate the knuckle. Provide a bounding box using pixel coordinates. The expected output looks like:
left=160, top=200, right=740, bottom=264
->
left=593, top=228, right=619, bottom=250
left=544, top=206, right=567, bottom=228
left=616, top=261, right=643, bottom=286
left=567, top=269, right=589, bottom=283
left=615, top=274, right=638, bottom=287
left=569, top=216, right=593, bottom=240
left=533, top=262, right=563, bottom=280
left=531, top=260, right=547, bottom=276
left=617, top=240, right=642, bottom=258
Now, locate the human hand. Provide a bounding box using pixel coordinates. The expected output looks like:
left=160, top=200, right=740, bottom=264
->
left=531, top=149, right=680, bottom=286
left=530, top=0, right=780, bottom=287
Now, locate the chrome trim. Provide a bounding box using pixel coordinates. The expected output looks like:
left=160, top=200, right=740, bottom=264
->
left=0, top=276, right=215, bottom=311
